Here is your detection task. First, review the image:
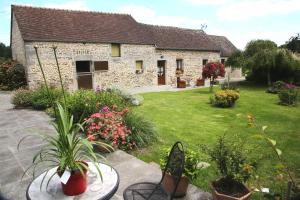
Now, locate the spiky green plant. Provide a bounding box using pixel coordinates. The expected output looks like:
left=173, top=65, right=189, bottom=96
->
left=18, top=46, right=113, bottom=190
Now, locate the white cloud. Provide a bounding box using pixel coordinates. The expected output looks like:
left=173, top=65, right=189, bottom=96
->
left=44, top=0, right=90, bottom=11
left=117, top=5, right=208, bottom=29
left=217, top=0, right=300, bottom=21
left=185, top=0, right=235, bottom=5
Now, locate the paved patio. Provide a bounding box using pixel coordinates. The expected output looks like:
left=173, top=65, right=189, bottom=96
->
left=0, top=91, right=211, bottom=200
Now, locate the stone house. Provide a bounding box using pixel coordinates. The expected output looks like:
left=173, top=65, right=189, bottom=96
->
left=11, top=5, right=240, bottom=91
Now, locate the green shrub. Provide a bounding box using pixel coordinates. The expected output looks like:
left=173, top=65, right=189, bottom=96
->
left=278, top=84, right=298, bottom=106
left=160, top=147, right=200, bottom=181
left=266, top=81, right=285, bottom=94
left=201, top=134, right=257, bottom=184
left=210, top=89, right=240, bottom=108
left=11, top=88, right=33, bottom=107
left=66, top=90, right=127, bottom=123
left=0, top=60, right=26, bottom=90
left=123, top=111, right=157, bottom=147
left=31, top=85, right=63, bottom=110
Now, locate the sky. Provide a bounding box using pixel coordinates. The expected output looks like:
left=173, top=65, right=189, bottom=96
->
left=0, top=0, right=299, bottom=49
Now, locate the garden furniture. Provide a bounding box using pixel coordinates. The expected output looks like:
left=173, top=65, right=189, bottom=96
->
left=26, top=162, right=119, bottom=200
left=123, top=141, right=185, bottom=200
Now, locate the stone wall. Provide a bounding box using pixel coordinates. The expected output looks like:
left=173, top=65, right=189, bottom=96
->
left=22, top=41, right=241, bottom=90
left=155, top=50, right=220, bottom=85
left=24, top=42, right=157, bottom=90
left=11, top=14, right=26, bottom=66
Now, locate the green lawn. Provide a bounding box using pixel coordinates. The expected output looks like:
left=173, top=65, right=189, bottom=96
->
left=132, top=83, right=300, bottom=197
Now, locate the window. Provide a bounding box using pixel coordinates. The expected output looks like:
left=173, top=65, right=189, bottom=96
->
left=176, top=59, right=183, bottom=71
left=202, top=59, right=208, bottom=66
left=111, top=43, right=120, bottom=57
left=136, top=60, right=143, bottom=74
left=94, top=61, right=108, bottom=71
left=221, top=58, right=226, bottom=65
left=76, top=61, right=91, bottom=72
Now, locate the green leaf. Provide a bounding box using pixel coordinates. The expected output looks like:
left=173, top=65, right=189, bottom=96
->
left=276, top=148, right=282, bottom=156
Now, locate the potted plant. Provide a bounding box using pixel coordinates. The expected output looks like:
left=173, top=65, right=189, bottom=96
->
left=160, top=147, right=201, bottom=197
left=19, top=103, right=108, bottom=196
left=17, top=46, right=110, bottom=196
left=202, top=134, right=257, bottom=200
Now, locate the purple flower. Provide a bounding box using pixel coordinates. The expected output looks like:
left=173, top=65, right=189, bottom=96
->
left=101, top=106, right=110, bottom=113
left=285, top=83, right=296, bottom=90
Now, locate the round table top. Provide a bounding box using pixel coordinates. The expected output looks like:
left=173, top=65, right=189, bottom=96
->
left=26, top=162, right=119, bottom=200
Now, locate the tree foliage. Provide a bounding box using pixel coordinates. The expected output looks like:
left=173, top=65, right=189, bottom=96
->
left=281, top=33, right=300, bottom=54
left=202, top=62, right=225, bottom=92
left=0, top=43, right=12, bottom=59
left=226, top=39, right=300, bottom=85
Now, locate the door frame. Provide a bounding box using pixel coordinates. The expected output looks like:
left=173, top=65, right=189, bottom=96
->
left=157, top=60, right=166, bottom=85
left=75, top=60, right=95, bottom=90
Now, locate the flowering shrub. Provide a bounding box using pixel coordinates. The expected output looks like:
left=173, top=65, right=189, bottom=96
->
left=83, top=106, right=136, bottom=151
left=278, top=83, right=298, bottom=106
left=210, top=89, right=240, bottom=108
left=202, top=62, right=225, bottom=92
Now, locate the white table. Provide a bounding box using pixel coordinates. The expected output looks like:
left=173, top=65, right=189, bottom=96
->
left=26, top=162, right=119, bottom=200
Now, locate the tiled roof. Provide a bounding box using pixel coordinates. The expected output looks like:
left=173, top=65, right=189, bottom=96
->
left=208, top=35, right=238, bottom=57
left=11, top=5, right=237, bottom=55
left=12, top=5, right=154, bottom=44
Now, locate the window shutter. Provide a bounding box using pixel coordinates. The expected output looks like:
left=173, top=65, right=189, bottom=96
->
left=94, top=61, right=108, bottom=71
left=136, top=61, right=143, bottom=70
left=111, top=44, right=120, bottom=57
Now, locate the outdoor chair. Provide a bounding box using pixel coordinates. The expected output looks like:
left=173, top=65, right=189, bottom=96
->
left=123, top=141, right=185, bottom=200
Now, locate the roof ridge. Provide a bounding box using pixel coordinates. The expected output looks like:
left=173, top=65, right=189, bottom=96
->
left=140, top=22, right=205, bottom=33
left=11, top=4, right=131, bottom=17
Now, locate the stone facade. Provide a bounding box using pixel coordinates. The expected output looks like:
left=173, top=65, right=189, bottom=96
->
left=11, top=14, right=26, bottom=67
left=19, top=41, right=241, bottom=90
left=156, top=50, right=220, bottom=85
left=24, top=42, right=157, bottom=90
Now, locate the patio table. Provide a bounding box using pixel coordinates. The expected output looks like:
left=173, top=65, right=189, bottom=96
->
left=26, top=162, right=119, bottom=200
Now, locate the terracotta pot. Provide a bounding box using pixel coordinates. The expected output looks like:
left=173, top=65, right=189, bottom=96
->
left=161, top=173, right=189, bottom=198
left=196, top=78, right=205, bottom=86
left=211, top=179, right=252, bottom=200
left=58, top=161, right=88, bottom=196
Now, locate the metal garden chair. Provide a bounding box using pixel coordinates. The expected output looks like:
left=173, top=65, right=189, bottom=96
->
left=123, top=141, right=185, bottom=200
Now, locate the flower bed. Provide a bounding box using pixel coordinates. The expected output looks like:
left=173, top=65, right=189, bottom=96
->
left=278, top=83, right=299, bottom=106
left=83, top=106, right=136, bottom=151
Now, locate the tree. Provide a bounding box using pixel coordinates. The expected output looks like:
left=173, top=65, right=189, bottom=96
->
left=0, top=43, right=12, bottom=59
left=282, top=33, right=300, bottom=54
left=244, top=40, right=277, bottom=86
left=225, top=50, right=245, bottom=68
left=202, top=62, right=225, bottom=92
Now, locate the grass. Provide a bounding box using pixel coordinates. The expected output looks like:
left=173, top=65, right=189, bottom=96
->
left=132, top=83, right=300, bottom=198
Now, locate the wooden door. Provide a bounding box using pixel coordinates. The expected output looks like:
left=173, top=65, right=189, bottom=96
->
left=76, top=61, right=93, bottom=89
left=157, top=60, right=166, bottom=85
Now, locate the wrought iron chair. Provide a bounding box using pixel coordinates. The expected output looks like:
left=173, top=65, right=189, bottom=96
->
left=123, top=141, right=185, bottom=200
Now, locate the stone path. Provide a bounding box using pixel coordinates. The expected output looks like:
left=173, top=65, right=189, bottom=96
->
left=0, top=91, right=211, bottom=200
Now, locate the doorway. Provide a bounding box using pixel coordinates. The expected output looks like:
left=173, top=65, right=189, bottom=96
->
left=157, top=60, right=166, bottom=85
left=76, top=61, right=93, bottom=89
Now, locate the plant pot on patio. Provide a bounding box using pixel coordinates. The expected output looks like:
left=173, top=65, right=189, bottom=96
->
left=211, top=178, right=252, bottom=200
left=162, top=173, right=189, bottom=197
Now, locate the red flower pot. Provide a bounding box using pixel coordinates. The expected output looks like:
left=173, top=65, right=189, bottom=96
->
left=59, top=162, right=88, bottom=196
